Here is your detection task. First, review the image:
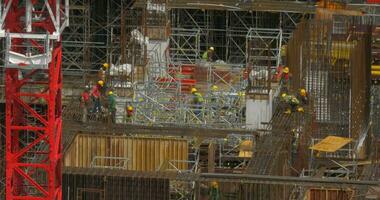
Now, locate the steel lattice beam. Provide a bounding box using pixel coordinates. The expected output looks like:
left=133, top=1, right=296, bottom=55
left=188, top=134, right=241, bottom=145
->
left=0, top=0, right=68, bottom=199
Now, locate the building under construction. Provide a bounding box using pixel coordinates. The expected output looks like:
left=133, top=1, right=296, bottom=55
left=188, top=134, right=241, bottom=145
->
left=0, top=0, right=380, bottom=200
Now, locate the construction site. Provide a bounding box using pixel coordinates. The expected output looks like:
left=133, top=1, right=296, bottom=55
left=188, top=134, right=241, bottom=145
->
left=0, top=0, right=380, bottom=199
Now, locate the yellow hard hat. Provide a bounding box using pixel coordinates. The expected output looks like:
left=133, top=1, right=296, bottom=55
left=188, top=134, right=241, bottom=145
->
left=283, top=67, right=289, bottom=74
left=300, top=89, right=307, bottom=97
left=103, top=63, right=109, bottom=68
left=191, top=87, right=197, bottom=93
left=209, top=47, right=215, bottom=51
left=108, top=91, right=113, bottom=95
left=127, top=106, right=133, bottom=111
left=281, top=93, right=287, bottom=98
left=297, top=107, right=304, bottom=113
left=98, top=80, right=104, bottom=86
left=211, top=181, right=218, bottom=188
left=211, top=85, right=218, bottom=91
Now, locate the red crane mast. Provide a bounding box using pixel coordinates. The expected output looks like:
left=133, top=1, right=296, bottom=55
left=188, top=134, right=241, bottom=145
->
left=0, top=1, right=69, bottom=199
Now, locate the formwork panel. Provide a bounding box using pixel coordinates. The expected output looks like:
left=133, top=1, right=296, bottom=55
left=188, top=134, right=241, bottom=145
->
left=63, top=173, right=169, bottom=200
left=64, top=134, right=188, bottom=171
left=307, top=188, right=353, bottom=200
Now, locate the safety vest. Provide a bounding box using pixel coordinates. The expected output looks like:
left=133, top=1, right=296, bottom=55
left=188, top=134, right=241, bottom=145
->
left=193, top=92, right=204, bottom=103
left=202, top=51, right=209, bottom=60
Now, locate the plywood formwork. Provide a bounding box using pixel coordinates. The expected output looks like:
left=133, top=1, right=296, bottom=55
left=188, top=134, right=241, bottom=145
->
left=64, top=134, right=189, bottom=171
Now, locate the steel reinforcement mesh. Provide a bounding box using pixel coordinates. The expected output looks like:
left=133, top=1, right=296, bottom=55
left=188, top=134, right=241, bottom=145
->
left=287, top=15, right=372, bottom=139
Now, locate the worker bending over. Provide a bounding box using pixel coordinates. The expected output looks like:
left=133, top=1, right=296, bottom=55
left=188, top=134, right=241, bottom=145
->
left=202, top=47, right=215, bottom=62
left=282, top=93, right=303, bottom=114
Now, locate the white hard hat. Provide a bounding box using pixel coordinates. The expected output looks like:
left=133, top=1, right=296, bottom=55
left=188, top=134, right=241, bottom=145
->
left=209, top=47, right=215, bottom=51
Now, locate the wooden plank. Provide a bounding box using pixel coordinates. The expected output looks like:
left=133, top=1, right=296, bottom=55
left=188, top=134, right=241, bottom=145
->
left=208, top=142, right=215, bottom=173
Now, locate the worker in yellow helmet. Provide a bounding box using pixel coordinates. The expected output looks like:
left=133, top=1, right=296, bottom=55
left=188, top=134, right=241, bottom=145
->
left=280, top=66, right=290, bottom=87
left=202, top=47, right=215, bottom=62
left=211, top=85, right=218, bottom=98
left=281, top=92, right=300, bottom=114
left=126, top=104, right=134, bottom=122
left=209, top=181, right=221, bottom=200
left=192, top=87, right=204, bottom=117
left=210, top=85, right=219, bottom=111
left=297, top=88, right=309, bottom=105
left=90, top=80, right=104, bottom=113
left=98, top=63, right=109, bottom=81
left=107, top=90, right=116, bottom=123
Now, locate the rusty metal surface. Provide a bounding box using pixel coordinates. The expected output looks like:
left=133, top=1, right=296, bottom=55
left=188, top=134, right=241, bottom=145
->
left=63, top=120, right=256, bottom=141
left=133, top=0, right=372, bottom=14
left=63, top=172, right=170, bottom=200
left=287, top=16, right=372, bottom=139
left=62, top=167, right=380, bottom=188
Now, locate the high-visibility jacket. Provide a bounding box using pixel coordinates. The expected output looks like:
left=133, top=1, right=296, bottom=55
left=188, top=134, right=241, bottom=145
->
left=202, top=51, right=209, bottom=60
left=285, top=95, right=299, bottom=106
left=193, top=92, right=204, bottom=104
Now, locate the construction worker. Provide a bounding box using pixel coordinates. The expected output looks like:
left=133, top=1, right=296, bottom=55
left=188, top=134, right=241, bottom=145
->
left=80, top=86, right=90, bottom=122
left=280, top=66, right=290, bottom=87
left=281, top=93, right=300, bottom=114
left=126, top=105, right=134, bottom=122
left=210, top=85, right=219, bottom=102
left=191, top=87, right=204, bottom=117
left=107, top=90, right=117, bottom=123
left=90, top=80, right=104, bottom=113
left=202, top=47, right=215, bottom=62
left=298, top=88, right=309, bottom=105
left=209, top=181, right=221, bottom=200
left=98, top=63, right=109, bottom=81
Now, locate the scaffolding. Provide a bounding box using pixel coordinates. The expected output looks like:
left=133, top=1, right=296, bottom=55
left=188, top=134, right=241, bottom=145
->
left=246, top=28, right=283, bottom=95
left=285, top=13, right=372, bottom=197
left=169, top=28, right=200, bottom=64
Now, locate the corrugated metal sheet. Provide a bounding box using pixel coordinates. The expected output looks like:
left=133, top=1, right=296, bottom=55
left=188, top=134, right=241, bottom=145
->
left=64, top=134, right=188, bottom=171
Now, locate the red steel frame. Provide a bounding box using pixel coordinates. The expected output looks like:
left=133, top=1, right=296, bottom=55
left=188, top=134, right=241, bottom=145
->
left=3, top=1, right=64, bottom=199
